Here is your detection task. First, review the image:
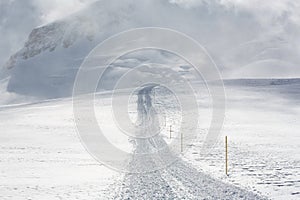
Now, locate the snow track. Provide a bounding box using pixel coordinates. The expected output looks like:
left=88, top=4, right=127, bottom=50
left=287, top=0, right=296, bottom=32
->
left=112, top=86, right=266, bottom=199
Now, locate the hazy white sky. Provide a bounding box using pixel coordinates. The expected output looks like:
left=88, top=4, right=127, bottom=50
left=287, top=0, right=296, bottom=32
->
left=1, top=0, right=300, bottom=69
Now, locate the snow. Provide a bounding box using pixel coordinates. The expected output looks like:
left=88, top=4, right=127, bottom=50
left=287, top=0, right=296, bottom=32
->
left=0, top=79, right=299, bottom=199
left=0, top=99, right=120, bottom=200
left=0, top=1, right=299, bottom=199
left=185, top=79, right=300, bottom=199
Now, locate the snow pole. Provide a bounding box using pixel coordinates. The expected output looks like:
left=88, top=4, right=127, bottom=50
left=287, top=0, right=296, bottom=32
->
left=181, top=132, right=183, bottom=153
left=225, top=136, right=228, bottom=176
left=170, top=125, right=172, bottom=139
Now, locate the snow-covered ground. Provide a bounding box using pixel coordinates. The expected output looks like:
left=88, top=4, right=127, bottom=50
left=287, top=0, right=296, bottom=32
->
left=189, top=79, right=300, bottom=200
left=0, top=79, right=299, bottom=199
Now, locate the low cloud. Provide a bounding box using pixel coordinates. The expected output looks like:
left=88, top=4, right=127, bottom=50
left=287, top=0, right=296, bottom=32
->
left=170, top=0, right=300, bottom=27
left=1, top=0, right=300, bottom=78
left=0, top=0, right=94, bottom=67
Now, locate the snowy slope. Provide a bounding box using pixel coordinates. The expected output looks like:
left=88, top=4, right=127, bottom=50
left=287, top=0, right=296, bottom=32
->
left=1, top=80, right=299, bottom=199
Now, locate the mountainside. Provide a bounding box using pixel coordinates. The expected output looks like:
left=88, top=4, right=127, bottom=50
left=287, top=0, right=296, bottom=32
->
left=2, top=0, right=300, bottom=99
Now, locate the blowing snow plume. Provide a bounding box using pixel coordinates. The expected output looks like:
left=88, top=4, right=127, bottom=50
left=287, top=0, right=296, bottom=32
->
left=1, top=0, right=300, bottom=100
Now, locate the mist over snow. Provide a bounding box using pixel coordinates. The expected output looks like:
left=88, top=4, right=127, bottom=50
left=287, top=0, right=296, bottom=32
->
left=1, top=2, right=300, bottom=199
left=1, top=0, right=300, bottom=100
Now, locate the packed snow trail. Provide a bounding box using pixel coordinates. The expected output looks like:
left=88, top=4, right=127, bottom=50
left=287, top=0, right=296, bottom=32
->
left=112, top=86, right=266, bottom=199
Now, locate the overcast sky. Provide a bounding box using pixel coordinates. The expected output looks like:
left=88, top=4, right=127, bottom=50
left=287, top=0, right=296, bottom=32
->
left=1, top=0, right=300, bottom=69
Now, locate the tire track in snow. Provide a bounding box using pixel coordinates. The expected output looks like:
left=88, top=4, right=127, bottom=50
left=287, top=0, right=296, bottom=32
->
left=113, top=85, right=267, bottom=199
left=115, top=85, right=177, bottom=199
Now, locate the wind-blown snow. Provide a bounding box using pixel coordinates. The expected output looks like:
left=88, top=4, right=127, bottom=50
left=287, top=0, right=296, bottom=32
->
left=1, top=0, right=300, bottom=100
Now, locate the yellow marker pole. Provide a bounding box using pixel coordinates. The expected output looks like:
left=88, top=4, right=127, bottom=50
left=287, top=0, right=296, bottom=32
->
left=225, top=136, right=228, bottom=176
left=181, top=132, right=183, bottom=153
